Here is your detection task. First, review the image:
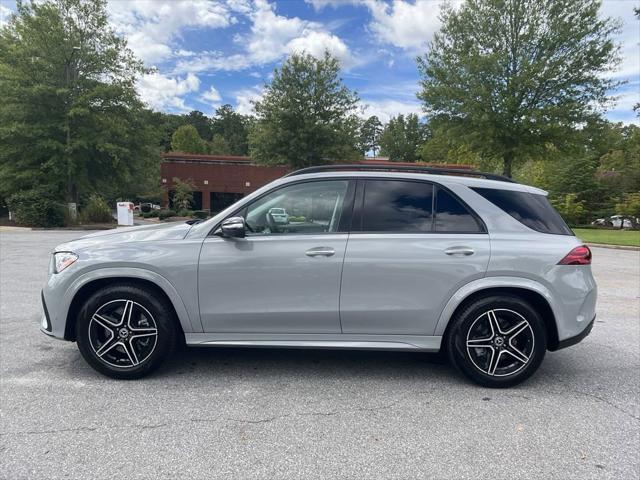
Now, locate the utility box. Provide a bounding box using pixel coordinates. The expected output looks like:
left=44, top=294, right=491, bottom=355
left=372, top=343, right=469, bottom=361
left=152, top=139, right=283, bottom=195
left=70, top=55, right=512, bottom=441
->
left=117, top=201, right=134, bottom=226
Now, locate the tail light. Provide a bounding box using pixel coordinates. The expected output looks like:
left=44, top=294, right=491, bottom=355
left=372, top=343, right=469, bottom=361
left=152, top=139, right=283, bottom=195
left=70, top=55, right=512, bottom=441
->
left=558, top=245, right=592, bottom=265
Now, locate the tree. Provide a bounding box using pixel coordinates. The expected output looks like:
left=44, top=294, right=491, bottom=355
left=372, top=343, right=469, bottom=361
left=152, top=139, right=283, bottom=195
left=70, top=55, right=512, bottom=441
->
left=357, top=116, right=383, bottom=156
left=379, top=114, right=426, bottom=162
left=249, top=51, right=360, bottom=168
left=211, top=104, right=251, bottom=155
left=552, top=193, right=587, bottom=226
left=184, top=110, right=213, bottom=141
left=208, top=134, right=230, bottom=155
left=615, top=193, right=640, bottom=227
left=172, top=177, right=194, bottom=211
left=0, top=0, right=158, bottom=208
left=417, top=0, right=621, bottom=177
left=171, top=124, right=206, bottom=153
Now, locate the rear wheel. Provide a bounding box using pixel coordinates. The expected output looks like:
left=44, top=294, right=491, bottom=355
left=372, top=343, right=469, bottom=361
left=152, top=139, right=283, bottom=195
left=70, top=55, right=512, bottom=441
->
left=75, top=284, right=176, bottom=379
left=446, top=295, right=547, bottom=388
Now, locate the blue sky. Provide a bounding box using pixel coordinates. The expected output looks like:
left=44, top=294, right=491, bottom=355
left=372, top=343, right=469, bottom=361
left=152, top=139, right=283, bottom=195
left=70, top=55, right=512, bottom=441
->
left=1, top=0, right=638, bottom=123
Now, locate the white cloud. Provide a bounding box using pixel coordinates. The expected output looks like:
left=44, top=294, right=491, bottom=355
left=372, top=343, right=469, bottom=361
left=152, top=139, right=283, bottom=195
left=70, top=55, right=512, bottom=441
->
left=365, top=0, right=441, bottom=51
left=0, top=4, right=13, bottom=28
left=107, top=0, right=234, bottom=64
left=198, top=85, right=223, bottom=111
left=599, top=1, right=640, bottom=81
left=360, top=98, right=423, bottom=123
left=175, top=0, right=354, bottom=74
left=234, top=85, right=265, bottom=115
left=137, top=72, right=201, bottom=112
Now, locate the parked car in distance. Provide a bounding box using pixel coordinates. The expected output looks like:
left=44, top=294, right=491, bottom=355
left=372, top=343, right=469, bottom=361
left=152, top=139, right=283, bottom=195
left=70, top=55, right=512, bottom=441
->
left=41, top=165, right=597, bottom=387
left=267, top=207, right=289, bottom=224
left=591, top=215, right=637, bottom=228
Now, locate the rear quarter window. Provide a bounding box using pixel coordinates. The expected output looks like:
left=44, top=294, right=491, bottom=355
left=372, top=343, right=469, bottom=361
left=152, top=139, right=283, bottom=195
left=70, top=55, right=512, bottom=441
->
left=472, top=187, right=573, bottom=235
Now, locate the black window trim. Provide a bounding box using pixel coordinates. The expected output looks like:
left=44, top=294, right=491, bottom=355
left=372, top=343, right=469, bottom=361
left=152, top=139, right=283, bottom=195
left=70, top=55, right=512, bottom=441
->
left=207, top=177, right=357, bottom=237
left=351, top=177, right=487, bottom=235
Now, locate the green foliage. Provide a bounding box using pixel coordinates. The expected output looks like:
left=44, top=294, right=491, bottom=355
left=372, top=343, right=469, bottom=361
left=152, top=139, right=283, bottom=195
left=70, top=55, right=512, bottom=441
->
left=249, top=51, right=360, bottom=168
left=184, top=111, right=213, bottom=141
left=158, top=209, right=176, bottom=220
left=141, top=210, right=159, bottom=218
left=417, top=0, right=621, bottom=176
left=211, top=104, right=251, bottom=155
left=357, top=116, right=383, bottom=156
left=615, top=193, right=640, bottom=220
left=172, top=177, right=194, bottom=211
left=0, top=0, right=160, bottom=207
left=208, top=134, right=231, bottom=155
left=7, top=189, right=66, bottom=227
left=379, top=114, right=426, bottom=162
left=552, top=193, right=587, bottom=226
left=171, top=125, right=206, bottom=154
left=176, top=209, right=194, bottom=217
left=80, top=194, right=112, bottom=223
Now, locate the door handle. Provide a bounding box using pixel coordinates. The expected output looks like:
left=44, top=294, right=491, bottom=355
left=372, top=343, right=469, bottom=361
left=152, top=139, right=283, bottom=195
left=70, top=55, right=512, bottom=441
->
left=305, top=247, right=335, bottom=257
left=444, top=246, right=475, bottom=256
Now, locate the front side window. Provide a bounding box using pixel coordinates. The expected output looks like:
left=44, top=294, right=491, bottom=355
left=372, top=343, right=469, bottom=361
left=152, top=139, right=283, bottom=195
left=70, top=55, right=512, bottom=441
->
left=362, top=180, right=434, bottom=232
left=472, top=187, right=573, bottom=235
left=243, top=180, right=349, bottom=235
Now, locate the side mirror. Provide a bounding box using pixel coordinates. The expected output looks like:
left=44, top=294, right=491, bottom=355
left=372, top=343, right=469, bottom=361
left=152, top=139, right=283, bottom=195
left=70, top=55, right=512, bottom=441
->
left=218, top=216, right=246, bottom=238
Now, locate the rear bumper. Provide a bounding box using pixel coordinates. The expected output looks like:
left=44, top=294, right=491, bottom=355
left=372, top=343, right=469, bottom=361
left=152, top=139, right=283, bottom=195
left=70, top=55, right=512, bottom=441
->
left=554, top=315, right=595, bottom=350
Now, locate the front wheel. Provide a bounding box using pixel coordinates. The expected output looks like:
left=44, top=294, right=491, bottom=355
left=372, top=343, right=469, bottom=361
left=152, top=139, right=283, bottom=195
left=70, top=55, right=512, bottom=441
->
left=446, top=295, right=547, bottom=388
left=75, top=284, right=176, bottom=379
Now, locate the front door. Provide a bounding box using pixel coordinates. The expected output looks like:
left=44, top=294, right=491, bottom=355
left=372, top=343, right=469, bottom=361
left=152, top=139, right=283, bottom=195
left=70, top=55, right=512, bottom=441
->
left=198, top=179, right=354, bottom=333
left=340, top=179, right=490, bottom=335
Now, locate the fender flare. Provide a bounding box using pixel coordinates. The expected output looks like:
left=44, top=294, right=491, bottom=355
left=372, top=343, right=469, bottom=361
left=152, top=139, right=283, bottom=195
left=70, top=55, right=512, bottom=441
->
left=64, top=267, right=200, bottom=334
left=433, top=276, right=559, bottom=336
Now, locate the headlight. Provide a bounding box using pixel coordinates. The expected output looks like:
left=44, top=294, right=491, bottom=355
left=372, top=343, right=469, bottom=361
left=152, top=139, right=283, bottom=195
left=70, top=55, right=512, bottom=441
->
left=53, top=252, right=78, bottom=273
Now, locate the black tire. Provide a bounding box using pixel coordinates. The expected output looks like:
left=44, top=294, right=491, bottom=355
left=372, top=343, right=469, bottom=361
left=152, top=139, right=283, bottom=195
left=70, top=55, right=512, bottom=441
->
left=75, top=283, right=176, bottom=379
left=446, top=295, right=547, bottom=388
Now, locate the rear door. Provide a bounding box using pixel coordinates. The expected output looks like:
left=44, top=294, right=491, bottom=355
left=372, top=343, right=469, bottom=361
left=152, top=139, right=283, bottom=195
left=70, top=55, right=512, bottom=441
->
left=339, top=179, right=490, bottom=335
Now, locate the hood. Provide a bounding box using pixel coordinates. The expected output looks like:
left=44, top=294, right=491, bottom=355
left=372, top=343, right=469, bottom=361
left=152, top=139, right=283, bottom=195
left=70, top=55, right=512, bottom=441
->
left=54, top=221, right=193, bottom=252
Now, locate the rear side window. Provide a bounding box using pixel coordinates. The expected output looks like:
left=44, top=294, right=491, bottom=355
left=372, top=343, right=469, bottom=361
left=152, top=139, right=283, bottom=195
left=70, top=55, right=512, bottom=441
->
left=362, top=180, right=433, bottom=232
left=435, top=188, right=484, bottom=233
left=472, top=187, right=573, bottom=235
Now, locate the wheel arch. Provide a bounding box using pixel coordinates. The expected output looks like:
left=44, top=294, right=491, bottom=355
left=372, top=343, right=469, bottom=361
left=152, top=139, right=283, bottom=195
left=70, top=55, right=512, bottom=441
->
left=435, top=280, right=560, bottom=351
left=63, top=270, right=196, bottom=341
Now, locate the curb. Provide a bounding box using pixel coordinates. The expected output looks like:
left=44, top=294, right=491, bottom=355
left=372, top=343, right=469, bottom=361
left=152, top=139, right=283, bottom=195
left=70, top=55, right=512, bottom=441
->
left=587, top=243, right=640, bottom=251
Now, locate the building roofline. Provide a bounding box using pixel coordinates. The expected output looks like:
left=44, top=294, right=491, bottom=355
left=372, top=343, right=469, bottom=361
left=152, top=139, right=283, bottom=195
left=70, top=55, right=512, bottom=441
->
left=161, top=152, right=474, bottom=171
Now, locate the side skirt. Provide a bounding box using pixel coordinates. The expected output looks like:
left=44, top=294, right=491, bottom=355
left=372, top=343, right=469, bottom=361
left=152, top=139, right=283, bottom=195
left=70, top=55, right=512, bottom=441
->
left=185, top=333, right=442, bottom=352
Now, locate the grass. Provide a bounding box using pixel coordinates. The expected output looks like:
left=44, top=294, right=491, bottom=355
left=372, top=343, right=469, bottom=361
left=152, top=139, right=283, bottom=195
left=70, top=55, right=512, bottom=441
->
left=572, top=228, right=640, bottom=247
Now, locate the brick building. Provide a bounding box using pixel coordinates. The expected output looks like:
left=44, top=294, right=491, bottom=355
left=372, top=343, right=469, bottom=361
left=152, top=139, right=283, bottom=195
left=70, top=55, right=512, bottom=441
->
left=160, top=152, right=473, bottom=213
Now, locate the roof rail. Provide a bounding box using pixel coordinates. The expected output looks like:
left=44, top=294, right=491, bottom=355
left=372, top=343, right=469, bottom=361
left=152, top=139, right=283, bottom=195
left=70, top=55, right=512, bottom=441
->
left=284, top=164, right=515, bottom=183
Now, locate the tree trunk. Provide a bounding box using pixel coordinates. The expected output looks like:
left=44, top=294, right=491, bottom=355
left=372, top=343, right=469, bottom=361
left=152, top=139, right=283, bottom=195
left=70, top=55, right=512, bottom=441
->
left=502, top=150, right=514, bottom=178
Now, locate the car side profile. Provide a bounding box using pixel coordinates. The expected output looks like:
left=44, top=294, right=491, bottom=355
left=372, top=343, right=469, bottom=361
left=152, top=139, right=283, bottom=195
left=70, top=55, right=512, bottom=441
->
left=41, top=165, right=597, bottom=387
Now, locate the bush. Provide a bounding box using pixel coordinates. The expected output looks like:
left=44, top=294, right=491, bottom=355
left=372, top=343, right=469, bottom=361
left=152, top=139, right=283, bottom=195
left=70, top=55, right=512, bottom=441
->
left=158, top=209, right=176, bottom=220
left=193, top=210, right=209, bottom=219
left=141, top=210, right=159, bottom=218
left=80, top=194, right=113, bottom=223
left=7, top=190, right=66, bottom=228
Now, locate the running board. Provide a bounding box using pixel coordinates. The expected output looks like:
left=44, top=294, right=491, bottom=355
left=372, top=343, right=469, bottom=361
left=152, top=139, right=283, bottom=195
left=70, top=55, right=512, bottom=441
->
left=185, top=333, right=442, bottom=352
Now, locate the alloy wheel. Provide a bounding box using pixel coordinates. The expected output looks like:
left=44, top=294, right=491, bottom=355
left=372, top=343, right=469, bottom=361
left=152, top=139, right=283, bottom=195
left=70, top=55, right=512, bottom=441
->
left=465, top=308, right=535, bottom=377
left=88, top=299, right=158, bottom=368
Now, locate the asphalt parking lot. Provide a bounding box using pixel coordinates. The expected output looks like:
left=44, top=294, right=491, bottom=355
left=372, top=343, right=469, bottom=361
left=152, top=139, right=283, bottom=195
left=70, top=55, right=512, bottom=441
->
left=1, top=229, right=638, bottom=479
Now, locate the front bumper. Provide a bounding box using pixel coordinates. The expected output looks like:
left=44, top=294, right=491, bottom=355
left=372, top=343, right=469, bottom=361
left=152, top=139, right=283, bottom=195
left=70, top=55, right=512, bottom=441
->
left=555, top=315, right=595, bottom=350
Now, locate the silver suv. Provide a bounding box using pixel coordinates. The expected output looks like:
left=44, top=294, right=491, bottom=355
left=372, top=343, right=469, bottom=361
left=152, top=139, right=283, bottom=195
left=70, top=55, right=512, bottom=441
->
left=41, top=165, right=597, bottom=387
